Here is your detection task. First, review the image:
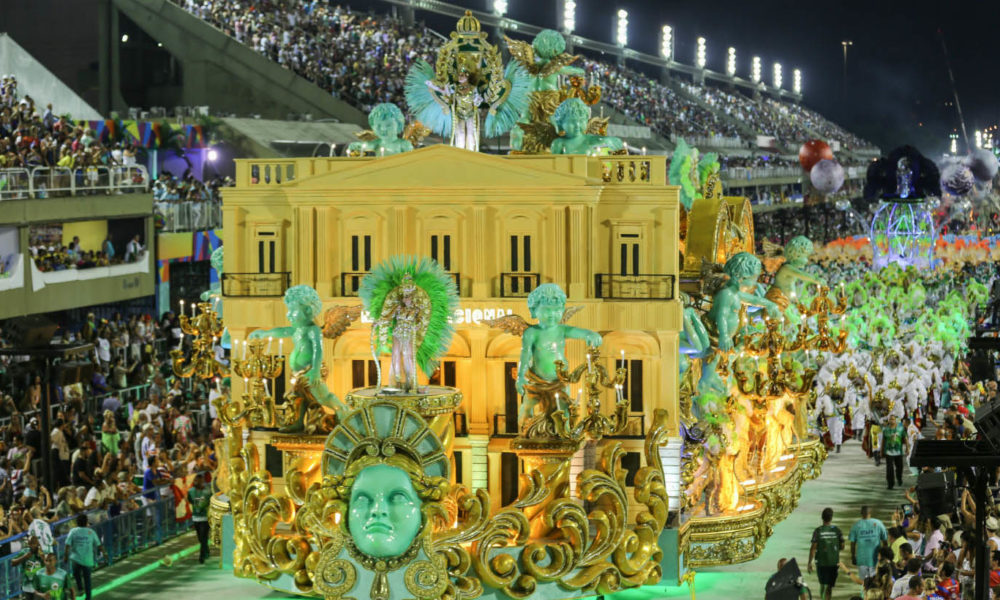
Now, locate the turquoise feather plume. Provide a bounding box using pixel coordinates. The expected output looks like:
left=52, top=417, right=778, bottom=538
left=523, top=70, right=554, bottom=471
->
left=405, top=60, right=452, bottom=138
left=359, top=256, right=459, bottom=378
left=484, top=62, right=531, bottom=139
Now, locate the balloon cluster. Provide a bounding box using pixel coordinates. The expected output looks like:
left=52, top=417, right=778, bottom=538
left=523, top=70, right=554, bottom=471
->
left=799, top=139, right=845, bottom=196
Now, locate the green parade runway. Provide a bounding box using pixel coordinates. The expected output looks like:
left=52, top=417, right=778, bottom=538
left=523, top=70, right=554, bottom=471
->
left=88, top=437, right=906, bottom=600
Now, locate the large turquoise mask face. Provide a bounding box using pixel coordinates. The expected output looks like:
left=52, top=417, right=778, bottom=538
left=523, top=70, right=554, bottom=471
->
left=348, top=464, right=422, bottom=557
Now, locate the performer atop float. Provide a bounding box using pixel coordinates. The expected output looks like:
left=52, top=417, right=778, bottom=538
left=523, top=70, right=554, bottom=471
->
left=359, top=257, right=459, bottom=394
left=405, top=11, right=530, bottom=152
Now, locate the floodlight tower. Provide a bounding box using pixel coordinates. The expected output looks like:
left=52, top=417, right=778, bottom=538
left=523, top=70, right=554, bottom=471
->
left=726, top=47, right=736, bottom=77
left=615, top=9, right=628, bottom=66
left=773, top=62, right=783, bottom=92
left=559, top=0, right=576, bottom=51
left=658, top=25, right=673, bottom=82
left=793, top=68, right=802, bottom=98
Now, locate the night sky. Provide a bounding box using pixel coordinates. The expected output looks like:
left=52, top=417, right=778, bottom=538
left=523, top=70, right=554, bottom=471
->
left=433, top=0, right=1000, bottom=156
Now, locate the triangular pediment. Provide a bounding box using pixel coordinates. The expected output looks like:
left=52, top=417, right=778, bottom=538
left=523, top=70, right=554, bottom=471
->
left=287, top=145, right=590, bottom=189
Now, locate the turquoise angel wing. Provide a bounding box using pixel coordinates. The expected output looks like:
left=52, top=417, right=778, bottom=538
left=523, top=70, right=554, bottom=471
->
left=483, top=62, right=531, bottom=139
left=404, top=60, right=452, bottom=138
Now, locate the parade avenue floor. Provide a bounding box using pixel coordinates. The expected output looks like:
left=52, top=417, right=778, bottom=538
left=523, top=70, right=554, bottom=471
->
left=93, top=437, right=902, bottom=600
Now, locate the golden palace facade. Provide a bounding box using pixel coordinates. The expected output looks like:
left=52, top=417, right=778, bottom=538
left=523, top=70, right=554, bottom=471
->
left=220, top=145, right=684, bottom=527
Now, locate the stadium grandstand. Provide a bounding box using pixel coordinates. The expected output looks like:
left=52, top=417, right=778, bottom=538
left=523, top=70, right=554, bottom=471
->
left=170, top=0, right=875, bottom=153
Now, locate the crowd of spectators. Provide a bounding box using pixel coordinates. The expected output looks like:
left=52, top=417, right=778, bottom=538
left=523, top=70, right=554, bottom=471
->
left=30, top=233, right=146, bottom=273
left=178, top=0, right=437, bottom=114
left=176, top=1, right=877, bottom=152
left=1, top=76, right=144, bottom=199
left=582, top=59, right=742, bottom=140
left=0, top=310, right=224, bottom=555
left=153, top=172, right=230, bottom=232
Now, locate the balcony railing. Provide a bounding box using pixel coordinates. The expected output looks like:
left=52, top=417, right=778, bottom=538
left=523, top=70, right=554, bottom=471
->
left=0, top=166, right=149, bottom=200
left=499, top=272, right=539, bottom=298
left=340, top=272, right=367, bottom=297
left=492, top=413, right=519, bottom=437
left=594, top=274, right=675, bottom=300
left=222, top=272, right=290, bottom=297
left=340, top=272, right=459, bottom=297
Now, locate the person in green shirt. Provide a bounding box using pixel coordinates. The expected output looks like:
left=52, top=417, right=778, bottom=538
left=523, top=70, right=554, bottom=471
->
left=849, top=505, right=888, bottom=580
left=12, top=534, right=44, bottom=598
left=187, top=473, right=212, bottom=564
left=808, top=507, right=844, bottom=600
left=32, top=552, right=74, bottom=600
left=64, top=515, right=104, bottom=600
left=880, top=415, right=907, bottom=490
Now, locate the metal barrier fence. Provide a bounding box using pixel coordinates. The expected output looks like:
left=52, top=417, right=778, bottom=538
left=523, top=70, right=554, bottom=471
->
left=0, top=166, right=149, bottom=200
left=0, top=491, right=186, bottom=600
left=155, top=200, right=223, bottom=232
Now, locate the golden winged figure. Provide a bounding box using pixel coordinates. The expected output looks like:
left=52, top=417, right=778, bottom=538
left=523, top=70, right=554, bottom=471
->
left=403, top=121, right=432, bottom=147
left=482, top=305, right=584, bottom=337
left=504, top=36, right=581, bottom=78
left=321, top=305, right=363, bottom=339
left=353, top=130, right=378, bottom=142
left=586, top=116, right=610, bottom=136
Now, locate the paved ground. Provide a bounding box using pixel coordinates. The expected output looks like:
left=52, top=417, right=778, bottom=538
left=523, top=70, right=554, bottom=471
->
left=87, top=436, right=912, bottom=600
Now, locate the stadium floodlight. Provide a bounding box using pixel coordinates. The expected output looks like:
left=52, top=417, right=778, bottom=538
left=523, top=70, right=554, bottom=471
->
left=773, top=62, right=782, bottom=89
left=493, top=0, right=507, bottom=15
left=121, top=34, right=129, bottom=43
left=793, top=69, right=801, bottom=94
left=660, top=25, right=673, bottom=60
left=751, top=56, right=761, bottom=83
left=726, top=47, right=736, bottom=76
left=563, top=0, right=576, bottom=33
left=696, top=37, right=707, bottom=69
left=975, top=130, right=983, bottom=149
left=950, top=136, right=958, bottom=154
left=616, top=10, right=629, bottom=47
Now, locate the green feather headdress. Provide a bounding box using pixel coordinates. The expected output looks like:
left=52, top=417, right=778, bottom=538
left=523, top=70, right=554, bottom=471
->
left=359, top=256, right=460, bottom=378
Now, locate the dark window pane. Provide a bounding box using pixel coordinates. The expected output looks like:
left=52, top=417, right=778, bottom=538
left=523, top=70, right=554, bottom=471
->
left=523, top=236, right=531, bottom=271
left=621, top=452, right=641, bottom=486
left=351, top=236, right=359, bottom=271
left=431, top=236, right=439, bottom=263
left=630, top=359, right=643, bottom=412
left=363, top=236, right=372, bottom=271
left=444, top=361, right=457, bottom=387
left=510, top=236, right=518, bottom=271
left=367, top=360, right=378, bottom=386
left=352, top=360, right=365, bottom=388
left=443, top=235, right=451, bottom=271
left=500, top=453, right=519, bottom=505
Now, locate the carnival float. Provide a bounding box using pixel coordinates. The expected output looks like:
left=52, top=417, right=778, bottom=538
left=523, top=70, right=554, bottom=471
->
left=163, top=12, right=879, bottom=600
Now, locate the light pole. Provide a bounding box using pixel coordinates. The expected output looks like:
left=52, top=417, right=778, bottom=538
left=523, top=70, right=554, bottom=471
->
left=841, top=40, right=853, bottom=99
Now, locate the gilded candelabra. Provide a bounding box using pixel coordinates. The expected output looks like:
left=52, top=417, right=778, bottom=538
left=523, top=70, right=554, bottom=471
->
left=225, top=339, right=289, bottom=429
left=733, top=313, right=811, bottom=398
left=552, top=347, right=630, bottom=441
left=794, top=286, right=849, bottom=353
left=171, top=301, right=227, bottom=379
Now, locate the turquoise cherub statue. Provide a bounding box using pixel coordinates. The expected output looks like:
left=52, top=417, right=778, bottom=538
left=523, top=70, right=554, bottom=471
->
left=705, top=252, right=781, bottom=352
left=549, top=98, right=624, bottom=155
left=346, top=103, right=415, bottom=157
left=248, top=285, right=346, bottom=430
left=765, top=236, right=827, bottom=311
left=516, top=284, right=601, bottom=421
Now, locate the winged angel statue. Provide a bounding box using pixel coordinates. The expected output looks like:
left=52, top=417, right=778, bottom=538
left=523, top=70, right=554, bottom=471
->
left=405, top=11, right=530, bottom=152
